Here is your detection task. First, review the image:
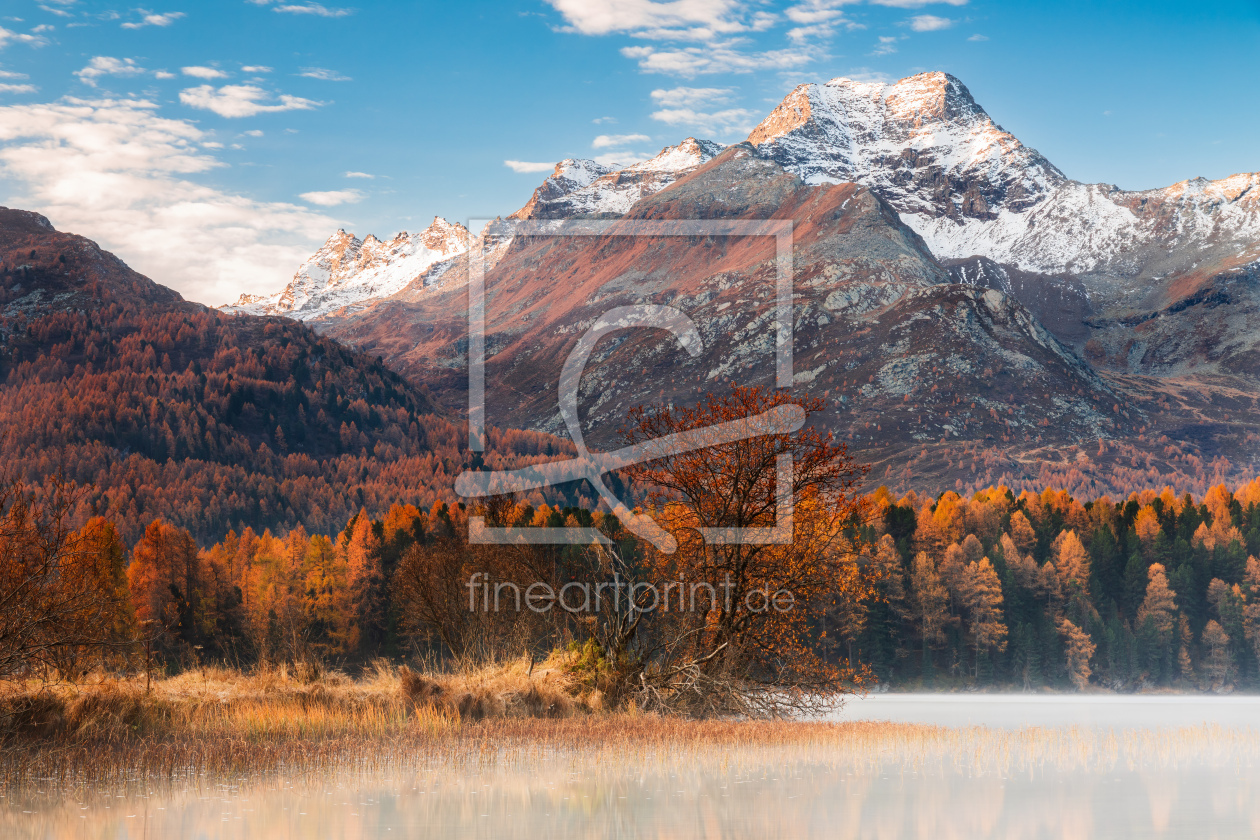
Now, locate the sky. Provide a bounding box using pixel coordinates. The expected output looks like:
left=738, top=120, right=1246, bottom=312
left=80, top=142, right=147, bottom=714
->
left=0, top=0, right=1257, bottom=306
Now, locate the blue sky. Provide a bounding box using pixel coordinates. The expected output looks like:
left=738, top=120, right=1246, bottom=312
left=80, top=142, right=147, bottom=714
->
left=0, top=0, right=1257, bottom=305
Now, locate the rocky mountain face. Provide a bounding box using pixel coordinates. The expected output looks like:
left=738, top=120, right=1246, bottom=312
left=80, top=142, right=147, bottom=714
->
left=510, top=138, right=725, bottom=220
left=0, top=206, right=184, bottom=315
left=230, top=73, right=1260, bottom=498
left=749, top=72, right=1260, bottom=380
left=227, top=216, right=473, bottom=320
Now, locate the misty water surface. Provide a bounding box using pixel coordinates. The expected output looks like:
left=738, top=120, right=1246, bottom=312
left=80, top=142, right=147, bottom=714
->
left=5, top=695, right=1259, bottom=839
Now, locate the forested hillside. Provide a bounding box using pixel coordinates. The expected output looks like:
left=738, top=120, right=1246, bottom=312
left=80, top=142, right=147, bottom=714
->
left=0, top=207, right=564, bottom=543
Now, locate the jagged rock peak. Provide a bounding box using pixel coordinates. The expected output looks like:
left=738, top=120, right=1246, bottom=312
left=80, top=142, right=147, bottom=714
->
left=509, top=137, right=725, bottom=221
left=223, top=216, right=472, bottom=320
left=747, top=71, right=1067, bottom=220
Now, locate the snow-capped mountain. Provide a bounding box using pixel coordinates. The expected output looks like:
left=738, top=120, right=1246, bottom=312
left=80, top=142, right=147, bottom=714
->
left=510, top=137, right=725, bottom=220
left=226, top=216, right=472, bottom=319
left=226, top=139, right=724, bottom=321
left=749, top=72, right=1260, bottom=284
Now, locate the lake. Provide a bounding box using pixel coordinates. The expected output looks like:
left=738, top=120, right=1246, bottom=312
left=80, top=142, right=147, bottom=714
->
left=5, top=694, right=1259, bottom=839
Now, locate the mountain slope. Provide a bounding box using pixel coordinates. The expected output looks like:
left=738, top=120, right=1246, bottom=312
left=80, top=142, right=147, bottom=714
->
left=309, top=147, right=1134, bottom=493
left=748, top=72, right=1260, bottom=379
left=0, top=207, right=467, bottom=542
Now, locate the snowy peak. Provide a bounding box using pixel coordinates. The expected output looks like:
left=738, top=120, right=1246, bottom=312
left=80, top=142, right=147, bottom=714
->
left=512, top=159, right=617, bottom=219
left=224, top=216, right=472, bottom=320
left=509, top=137, right=724, bottom=220
left=749, top=71, right=1260, bottom=284
left=626, top=137, right=725, bottom=173
left=749, top=72, right=1067, bottom=221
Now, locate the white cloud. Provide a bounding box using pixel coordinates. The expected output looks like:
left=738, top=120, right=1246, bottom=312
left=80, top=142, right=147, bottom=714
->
left=0, top=71, right=30, bottom=80
left=179, top=84, right=321, bottom=118
left=649, top=87, right=753, bottom=133
left=967, top=33, right=987, bottom=41
left=298, top=67, right=351, bottom=81
left=343, top=170, right=374, bottom=178
left=75, top=57, right=147, bottom=86
left=0, top=83, right=37, bottom=93
left=181, top=65, right=228, bottom=79
left=783, top=0, right=860, bottom=39
left=504, top=160, right=555, bottom=173
left=40, top=6, right=74, bottom=18
left=545, top=0, right=750, bottom=39
left=0, top=25, right=49, bottom=48
left=120, top=11, right=186, bottom=29
left=650, top=106, right=753, bottom=135
left=622, top=42, right=818, bottom=76
left=592, top=132, right=651, bottom=149
left=871, top=0, right=966, bottom=6
left=0, top=96, right=336, bottom=305
left=299, top=188, right=363, bottom=206
left=241, top=65, right=273, bottom=73
left=650, top=86, right=731, bottom=107
left=275, top=3, right=352, bottom=17
left=592, top=116, right=617, bottom=124
left=592, top=151, right=648, bottom=167
left=841, top=67, right=891, bottom=83
left=242, top=129, right=264, bottom=136
left=871, top=35, right=898, bottom=55
left=909, top=14, right=952, bottom=31
left=154, top=70, right=175, bottom=79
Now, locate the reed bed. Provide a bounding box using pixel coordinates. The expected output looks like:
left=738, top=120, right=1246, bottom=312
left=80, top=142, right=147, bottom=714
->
left=3, top=665, right=1259, bottom=798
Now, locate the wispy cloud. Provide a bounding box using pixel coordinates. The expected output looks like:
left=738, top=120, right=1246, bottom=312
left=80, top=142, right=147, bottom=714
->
left=299, top=188, right=363, bottom=206
left=75, top=56, right=147, bottom=86
left=120, top=10, right=186, bottom=29
left=179, top=84, right=322, bottom=118
left=591, top=115, right=617, bottom=124
left=651, top=86, right=732, bottom=108
left=650, top=106, right=753, bottom=135
left=344, top=170, right=374, bottom=178
left=592, top=132, right=651, bottom=149
left=967, top=33, right=987, bottom=41
left=504, top=160, right=555, bottom=173
left=648, top=87, right=752, bottom=135
left=0, top=25, right=50, bottom=48
left=248, top=0, right=353, bottom=16
left=622, top=42, right=819, bottom=76
left=784, top=0, right=862, bottom=41
left=0, top=96, right=336, bottom=305
left=298, top=67, right=351, bottom=81
left=182, top=65, right=229, bottom=79
left=544, top=0, right=751, bottom=40
left=908, top=14, right=953, bottom=31
left=241, top=65, right=273, bottom=73
left=871, top=35, right=899, bottom=55
left=592, top=151, right=648, bottom=167
left=871, top=0, right=966, bottom=7
left=0, top=83, right=37, bottom=93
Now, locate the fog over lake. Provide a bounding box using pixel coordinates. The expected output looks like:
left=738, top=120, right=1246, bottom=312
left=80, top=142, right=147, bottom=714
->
left=6, top=695, right=1258, bottom=840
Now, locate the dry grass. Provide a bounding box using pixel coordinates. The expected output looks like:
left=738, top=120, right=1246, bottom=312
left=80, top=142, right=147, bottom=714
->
left=4, top=662, right=1259, bottom=797
left=0, top=654, right=610, bottom=789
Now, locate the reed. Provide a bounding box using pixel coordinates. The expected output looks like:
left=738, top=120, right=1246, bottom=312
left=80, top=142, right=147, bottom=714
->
left=3, top=664, right=1258, bottom=796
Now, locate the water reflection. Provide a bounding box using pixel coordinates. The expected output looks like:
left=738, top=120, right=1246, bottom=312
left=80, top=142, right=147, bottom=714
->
left=6, top=696, right=1260, bottom=839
